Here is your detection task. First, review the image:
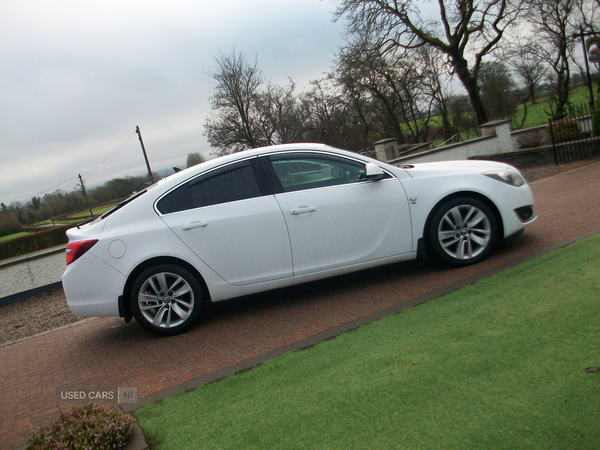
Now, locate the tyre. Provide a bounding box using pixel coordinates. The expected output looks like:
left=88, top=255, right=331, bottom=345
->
left=130, top=264, right=203, bottom=336
left=427, top=197, right=497, bottom=266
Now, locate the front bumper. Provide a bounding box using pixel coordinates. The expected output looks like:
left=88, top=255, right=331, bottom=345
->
left=490, top=182, right=537, bottom=238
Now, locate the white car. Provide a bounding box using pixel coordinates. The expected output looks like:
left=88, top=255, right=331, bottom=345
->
left=62, top=143, right=536, bottom=336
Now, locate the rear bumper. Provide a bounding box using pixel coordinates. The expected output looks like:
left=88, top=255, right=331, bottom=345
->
left=62, top=253, right=125, bottom=317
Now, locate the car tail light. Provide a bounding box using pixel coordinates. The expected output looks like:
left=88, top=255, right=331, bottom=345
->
left=66, top=240, right=98, bottom=265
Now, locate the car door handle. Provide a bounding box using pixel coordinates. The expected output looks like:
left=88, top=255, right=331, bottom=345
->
left=290, top=206, right=316, bottom=215
left=182, top=221, right=208, bottom=230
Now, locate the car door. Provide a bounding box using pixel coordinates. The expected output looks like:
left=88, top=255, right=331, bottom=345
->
left=157, top=158, right=293, bottom=286
left=263, top=152, right=412, bottom=276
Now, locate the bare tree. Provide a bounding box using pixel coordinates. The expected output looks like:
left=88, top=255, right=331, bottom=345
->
left=29, top=196, right=42, bottom=211
left=204, top=49, right=314, bottom=154
left=334, top=44, right=407, bottom=143
left=570, top=0, right=600, bottom=104
left=525, top=0, right=583, bottom=117
left=335, top=0, right=524, bottom=125
left=328, top=65, right=376, bottom=150
left=302, top=79, right=352, bottom=148
left=203, top=49, right=265, bottom=155
left=479, top=60, right=518, bottom=120
left=414, top=46, right=456, bottom=141
left=449, top=95, right=479, bottom=138
left=578, top=0, right=600, bottom=33
left=333, top=42, right=438, bottom=145
left=505, top=32, right=548, bottom=106
left=0, top=209, right=22, bottom=237
left=256, top=81, right=310, bottom=146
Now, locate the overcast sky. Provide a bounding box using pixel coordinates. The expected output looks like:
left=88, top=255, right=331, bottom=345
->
left=0, top=0, right=346, bottom=205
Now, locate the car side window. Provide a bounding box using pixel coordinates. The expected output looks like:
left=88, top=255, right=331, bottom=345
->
left=157, top=160, right=264, bottom=214
left=268, top=154, right=366, bottom=193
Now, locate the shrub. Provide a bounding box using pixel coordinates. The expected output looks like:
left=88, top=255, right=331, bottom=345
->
left=547, top=119, right=581, bottom=143
left=0, top=224, right=71, bottom=260
left=27, top=403, right=135, bottom=450
left=517, top=129, right=546, bottom=149
left=0, top=210, right=22, bottom=237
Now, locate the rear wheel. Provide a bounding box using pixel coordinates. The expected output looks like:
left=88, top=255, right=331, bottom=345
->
left=428, top=197, right=497, bottom=266
left=130, top=264, right=203, bottom=336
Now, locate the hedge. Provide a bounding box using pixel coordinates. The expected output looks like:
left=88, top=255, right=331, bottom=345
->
left=0, top=224, right=72, bottom=260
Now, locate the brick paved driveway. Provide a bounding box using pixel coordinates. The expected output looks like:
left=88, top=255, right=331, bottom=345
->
left=1, top=162, right=599, bottom=450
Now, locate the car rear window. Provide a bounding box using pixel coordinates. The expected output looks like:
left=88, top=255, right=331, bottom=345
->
left=156, top=160, right=264, bottom=214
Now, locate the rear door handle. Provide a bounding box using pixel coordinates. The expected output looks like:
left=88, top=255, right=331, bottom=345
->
left=182, top=221, right=208, bottom=230
left=290, top=206, right=316, bottom=215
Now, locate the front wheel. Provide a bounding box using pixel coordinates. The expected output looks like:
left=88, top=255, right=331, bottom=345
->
left=427, top=197, right=498, bottom=267
left=130, top=264, right=203, bottom=336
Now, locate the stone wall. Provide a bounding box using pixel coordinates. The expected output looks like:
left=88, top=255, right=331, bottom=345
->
left=372, top=112, right=598, bottom=170
left=470, top=145, right=556, bottom=167
left=383, top=120, right=513, bottom=165
left=374, top=118, right=596, bottom=169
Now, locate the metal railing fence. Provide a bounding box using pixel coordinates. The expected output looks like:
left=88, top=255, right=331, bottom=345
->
left=548, top=103, right=600, bottom=165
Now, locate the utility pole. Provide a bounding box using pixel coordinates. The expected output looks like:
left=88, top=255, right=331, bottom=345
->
left=575, top=27, right=596, bottom=110
left=136, top=126, right=155, bottom=184
left=44, top=194, right=55, bottom=226
left=78, top=174, right=94, bottom=216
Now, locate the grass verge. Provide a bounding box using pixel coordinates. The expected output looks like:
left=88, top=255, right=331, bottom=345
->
left=135, top=235, right=600, bottom=449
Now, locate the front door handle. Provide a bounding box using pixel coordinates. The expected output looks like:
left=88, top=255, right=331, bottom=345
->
left=290, top=206, right=316, bottom=215
left=182, top=221, right=208, bottom=230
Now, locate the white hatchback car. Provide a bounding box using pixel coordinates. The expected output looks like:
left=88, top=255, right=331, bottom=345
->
left=62, top=143, right=536, bottom=335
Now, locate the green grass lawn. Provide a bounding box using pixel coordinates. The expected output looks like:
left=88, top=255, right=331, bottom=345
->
left=134, top=234, right=600, bottom=449
left=32, top=204, right=116, bottom=227
left=70, top=204, right=115, bottom=218
left=35, top=205, right=115, bottom=226
left=33, top=219, right=82, bottom=226
left=512, top=85, right=597, bottom=129
left=0, top=232, right=30, bottom=242
left=1, top=204, right=117, bottom=243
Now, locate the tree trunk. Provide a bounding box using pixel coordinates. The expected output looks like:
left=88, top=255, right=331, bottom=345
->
left=453, top=58, right=489, bottom=125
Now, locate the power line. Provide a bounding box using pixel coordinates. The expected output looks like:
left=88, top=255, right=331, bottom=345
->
left=31, top=175, right=79, bottom=199
left=81, top=131, right=136, bottom=177
left=29, top=131, right=137, bottom=199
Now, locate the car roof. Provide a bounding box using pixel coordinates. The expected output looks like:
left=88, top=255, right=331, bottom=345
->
left=154, top=143, right=371, bottom=192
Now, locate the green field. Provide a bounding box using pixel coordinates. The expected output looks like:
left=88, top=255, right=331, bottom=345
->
left=30, top=205, right=115, bottom=227
left=0, top=203, right=118, bottom=244
left=512, top=85, right=597, bottom=129
left=134, top=234, right=600, bottom=449
left=33, top=204, right=116, bottom=226
left=69, top=204, right=115, bottom=218
left=32, top=219, right=82, bottom=226
left=0, top=232, right=30, bottom=243
left=403, top=85, right=594, bottom=150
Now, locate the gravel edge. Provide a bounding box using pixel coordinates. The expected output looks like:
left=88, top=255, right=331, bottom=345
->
left=0, top=289, right=79, bottom=344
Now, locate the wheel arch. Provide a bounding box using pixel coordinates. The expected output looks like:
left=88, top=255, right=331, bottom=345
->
left=121, top=256, right=211, bottom=318
left=422, top=191, right=504, bottom=253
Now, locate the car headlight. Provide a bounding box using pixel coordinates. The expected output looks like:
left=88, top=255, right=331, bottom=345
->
left=483, top=170, right=526, bottom=187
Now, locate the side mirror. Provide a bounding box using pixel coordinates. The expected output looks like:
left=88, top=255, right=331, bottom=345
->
left=365, top=162, right=384, bottom=181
